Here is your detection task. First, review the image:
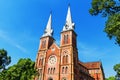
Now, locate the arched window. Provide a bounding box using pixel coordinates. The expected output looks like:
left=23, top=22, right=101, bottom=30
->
left=48, top=68, right=50, bottom=74
left=41, top=40, right=46, bottom=48
left=38, top=69, right=42, bottom=80
left=63, top=34, right=69, bottom=44
left=63, top=56, right=65, bottom=64
left=41, top=58, right=43, bottom=65
left=48, top=77, right=53, bottom=80
left=62, top=67, right=64, bottom=74
left=63, top=35, right=66, bottom=44
left=39, top=59, right=41, bottom=66
left=65, top=67, right=68, bottom=74
left=66, top=34, right=69, bottom=43
left=38, top=69, right=42, bottom=75
left=66, top=55, right=68, bottom=63
left=39, top=58, right=44, bottom=66
left=62, top=77, right=67, bottom=80
left=50, top=68, right=52, bottom=74
left=53, top=68, right=55, bottom=74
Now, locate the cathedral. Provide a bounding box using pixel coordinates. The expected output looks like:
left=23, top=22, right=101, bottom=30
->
left=35, top=6, right=105, bottom=80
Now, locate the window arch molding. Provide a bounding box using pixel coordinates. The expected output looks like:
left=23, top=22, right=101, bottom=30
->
left=39, top=57, right=44, bottom=66
left=62, top=50, right=69, bottom=55
left=41, top=40, right=46, bottom=48
left=65, top=66, right=68, bottom=74
left=62, top=66, right=68, bottom=74
left=62, top=50, right=69, bottom=64
left=63, top=34, right=69, bottom=44
left=62, top=67, right=64, bottom=73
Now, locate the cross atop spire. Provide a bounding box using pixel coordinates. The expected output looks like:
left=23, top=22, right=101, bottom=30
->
left=42, top=13, right=53, bottom=37
left=63, top=5, right=75, bottom=31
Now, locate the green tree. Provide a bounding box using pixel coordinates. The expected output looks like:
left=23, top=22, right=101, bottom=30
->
left=0, top=58, right=37, bottom=80
left=114, top=63, right=120, bottom=79
left=0, top=49, right=11, bottom=71
left=106, top=76, right=116, bottom=80
left=89, top=0, right=120, bottom=45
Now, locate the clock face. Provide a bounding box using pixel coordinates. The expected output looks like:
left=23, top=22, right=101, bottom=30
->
left=48, top=55, right=57, bottom=65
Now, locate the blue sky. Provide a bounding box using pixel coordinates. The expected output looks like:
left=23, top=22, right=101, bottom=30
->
left=0, top=0, right=120, bottom=78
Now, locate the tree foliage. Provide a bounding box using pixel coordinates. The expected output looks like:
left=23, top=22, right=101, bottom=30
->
left=0, top=49, right=11, bottom=71
left=105, top=13, right=120, bottom=45
left=89, top=0, right=120, bottom=45
left=89, top=0, right=120, bottom=16
left=0, top=58, right=37, bottom=80
left=114, top=63, right=120, bottom=79
left=106, top=76, right=116, bottom=80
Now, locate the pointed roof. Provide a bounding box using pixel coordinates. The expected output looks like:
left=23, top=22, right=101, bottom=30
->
left=42, top=13, right=53, bottom=37
left=63, top=5, right=75, bottom=31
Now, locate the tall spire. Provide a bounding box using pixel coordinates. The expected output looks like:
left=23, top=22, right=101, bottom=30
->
left=42, top=13, right=53, bottom=37
left=63, top=5, right=75, bottom=31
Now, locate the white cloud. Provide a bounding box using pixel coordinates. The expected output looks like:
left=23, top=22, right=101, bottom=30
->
left=14, top=44, right=28, bottom=53
left=0, top=30, right=28, bottom=53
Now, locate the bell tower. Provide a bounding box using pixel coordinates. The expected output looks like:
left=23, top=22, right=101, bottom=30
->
left=35, top=13, right=54, bottom=80
left=61, top=5, right=77, bottom=48
left=60, top=6, right=78, bottom=80
left=35, top=5, right=105, bottom=80
left=39, top=13, right=54, bottom=51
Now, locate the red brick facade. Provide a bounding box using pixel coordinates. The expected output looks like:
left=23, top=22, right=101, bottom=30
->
left=35, top=30, right=105, bottom=80
left=35, top=6, right=105, bottom=80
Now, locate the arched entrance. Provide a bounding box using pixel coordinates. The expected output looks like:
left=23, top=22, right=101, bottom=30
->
left=48, top=77, right=53, bottom=80
left=62, top=77, right=67, bottom=80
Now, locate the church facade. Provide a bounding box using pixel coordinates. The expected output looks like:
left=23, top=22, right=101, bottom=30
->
left=35, top=6, right=105, bottom=80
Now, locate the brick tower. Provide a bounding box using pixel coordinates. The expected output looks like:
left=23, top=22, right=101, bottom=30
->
left=59, top=5, right=78, bottom=80
left=35, top=6, right=105, bottom=80
left=35, top=13, right=55, bottom=80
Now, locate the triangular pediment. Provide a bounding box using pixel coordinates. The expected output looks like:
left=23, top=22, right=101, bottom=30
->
left=46, top=42, right=60, bottom=58
left=48, top=42, right=60, bottom=51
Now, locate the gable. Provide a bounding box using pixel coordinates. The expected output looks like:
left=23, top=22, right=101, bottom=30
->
left=46, top=42, right=60, bottom=58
